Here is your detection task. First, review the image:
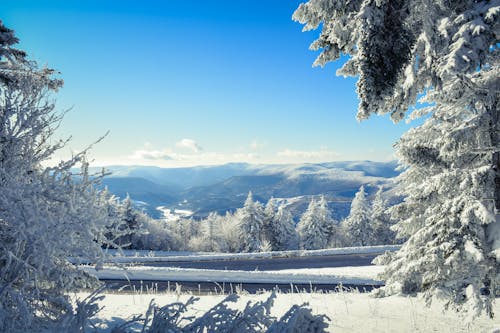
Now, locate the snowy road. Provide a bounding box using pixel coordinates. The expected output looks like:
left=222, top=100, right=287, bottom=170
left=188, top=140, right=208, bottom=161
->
left=129, top=253, right=378, bottom=271
left=83, top=254, right=385, bottom=294
left=84, top=265, right=384, bottom=294
left=80, top=246, right=395, bottom=293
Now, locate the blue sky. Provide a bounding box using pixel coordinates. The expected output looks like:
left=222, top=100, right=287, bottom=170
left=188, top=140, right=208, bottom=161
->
left=3, top=0, right=414, bottom=167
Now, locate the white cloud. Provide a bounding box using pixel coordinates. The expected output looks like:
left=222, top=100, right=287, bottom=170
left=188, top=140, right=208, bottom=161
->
left=277, top=148, right=340, bottom=162
left=125, top=143, right=340, bottom=168
left=129, top=145, right=228, bottom=166
left=130, top=149, right=173, bottom=161
left=233, top=152, right=260, bottom=160
left=169, top=152, right=226, bottom=162
left=175, top=138, right=202, bottom=153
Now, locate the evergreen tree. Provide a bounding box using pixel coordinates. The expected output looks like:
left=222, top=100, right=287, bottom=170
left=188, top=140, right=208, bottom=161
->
left=297, top=198, right=330, bottom=250
left=238, top=192, right=265, bottom=252
left=116, top=194, right=142, bottom=248
left=121, top=194, right=140, bottom=231
left=371, top=186, right=395, bottom=245
left=262, top=198, right=276, bottom=248
left=294, top=0, right=499, bottom=316
left=343, top=186, right=373, bottom=246
left=379, top=69, right=500, bottom=317
left=272, top=204, right=299, bottom=251
left=317, top=195, right=337, bottom=247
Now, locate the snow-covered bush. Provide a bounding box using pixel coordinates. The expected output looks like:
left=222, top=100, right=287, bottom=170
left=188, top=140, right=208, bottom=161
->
left=107, top=291, right=330, bottom=332
left=267, top=303, right=330, bottom=333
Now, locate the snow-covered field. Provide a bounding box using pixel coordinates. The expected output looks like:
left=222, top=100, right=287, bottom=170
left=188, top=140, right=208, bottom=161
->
left=78, top=245, right=500, bottom=332
left=78, top=290, right=500, bottom=332
left=98, top=245, right=400, bottom=264
left=82, top=265, right=384, bottom=285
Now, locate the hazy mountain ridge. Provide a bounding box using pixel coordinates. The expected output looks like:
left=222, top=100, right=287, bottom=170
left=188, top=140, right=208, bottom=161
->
left=95, top=161, right=399, bottom=219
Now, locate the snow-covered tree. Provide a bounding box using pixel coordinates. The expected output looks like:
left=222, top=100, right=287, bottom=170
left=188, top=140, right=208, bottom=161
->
left=317, top=195, right=338, bottom=247
left=132, top=214, right=176, bottom=251
left=272, top=204, right=299, bottom=251
left=238, top=192, right=265, bottom=252
left=189, top=212, right=222, bottom=252
left=371, top=186, right=396, bottom=245
left=114, top=194, right=143, bottom=248
left=343, top=186, right=373, bottom=246
left=297, top=198, right=330, bottom=250
left=218, top=211, right=241, bottom=252
left=121, top=195, right=140, bottom=230
left=262, top=198, right=276, bottom=247
left=379, top=68, right=500, bottom=317
left=294, top=0, right=499, bottom=317
left=0, top=21, right=125, bottom=331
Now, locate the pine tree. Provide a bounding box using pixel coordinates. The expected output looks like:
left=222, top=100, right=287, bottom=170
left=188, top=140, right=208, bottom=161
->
left=317, top=195, right=337, bottom=247
left=262, top=198, right=276, bottom=248
left=379, top=69, right=500, bottom=317
left=272, top=204, right=299, bottom=251
left=294, top=0, right=499, bottom=316
left=371, top=186, right=395, bottom=245
left=343, top=186, right=373, bottom=246
left=297, top=198, right=330, bottom=250
left=116, top=194, right=142, bottom=248
left=238, top=192, right=265, bottom=252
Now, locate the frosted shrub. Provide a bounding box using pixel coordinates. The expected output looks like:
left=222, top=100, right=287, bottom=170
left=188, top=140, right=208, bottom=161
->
left=108, top=290, right=331, bottom=333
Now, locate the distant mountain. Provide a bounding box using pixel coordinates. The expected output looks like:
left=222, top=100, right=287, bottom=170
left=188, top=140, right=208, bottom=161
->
left=318, top=161, right=399, bottom=178
left=95, top=161, right=399, bottom=220
left=92, top=163, right=255, bottom=188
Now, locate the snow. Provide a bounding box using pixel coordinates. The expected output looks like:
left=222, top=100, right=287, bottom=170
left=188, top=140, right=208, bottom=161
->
left=156, top=206, right=193, bottom=221
left=81, top=265, right=384, bottom=286
left=97, top=245, right=401, bottom=264
left=464, top=240, right=483, bottom=262
left=76, top=291, right=500, bottom=332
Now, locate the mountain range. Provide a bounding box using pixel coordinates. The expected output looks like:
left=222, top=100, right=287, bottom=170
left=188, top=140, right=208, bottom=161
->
left=94, top=161, right=400, bottom=220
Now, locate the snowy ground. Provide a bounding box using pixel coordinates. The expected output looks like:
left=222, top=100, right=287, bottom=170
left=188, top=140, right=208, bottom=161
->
left=78, top=290, right=500, bottom=332
left=82, top=265, right=384, bottom=285
left=96, top=245, right=400, bottom=264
